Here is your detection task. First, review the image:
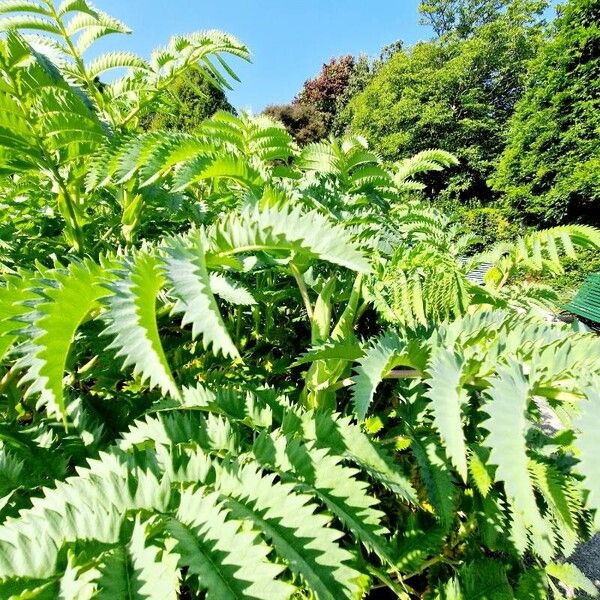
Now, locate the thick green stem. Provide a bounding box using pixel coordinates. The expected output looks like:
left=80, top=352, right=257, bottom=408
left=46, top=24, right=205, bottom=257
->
left=365, top=564, right=413, bottom=599
left=327, top=368, right=422, bottom=393
left=235, top=305, right=242, bottom=345
left=45, top=0, right=116, bottom=125
left=0, top=366, right=19, bottom=396
left=290, top=263, right=313, bottom=320
left=51, top=166, right=85, bottom=254
left=355, top=299, right=369, bottom=321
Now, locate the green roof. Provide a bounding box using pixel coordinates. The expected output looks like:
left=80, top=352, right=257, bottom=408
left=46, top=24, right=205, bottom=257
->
left=564, top=273, right=600, bottom=324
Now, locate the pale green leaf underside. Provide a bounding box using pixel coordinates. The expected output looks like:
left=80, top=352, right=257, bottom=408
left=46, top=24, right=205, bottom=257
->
left=574, top=385, right=600, bottom=525
left=103, top=252, right=180, bottom=399
left=426, top=349, right=468, bottom=481
left=16, top=260, right=106, bottom=421
left=482, top=362, right=549, bottom=555
left=351, top=333, right=405, bottom=420
left=163, top=232, right=238, bottom=358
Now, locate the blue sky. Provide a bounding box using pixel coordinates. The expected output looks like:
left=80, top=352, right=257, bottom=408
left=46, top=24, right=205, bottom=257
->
left=92, top=0, right=430, bottom=112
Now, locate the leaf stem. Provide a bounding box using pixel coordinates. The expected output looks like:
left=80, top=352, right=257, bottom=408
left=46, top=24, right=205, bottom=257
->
left=290, top=263, right=313, bottom=320
left=0, top=366, right=19, bottom=395
left=49, top=165, right=85, bottom=255
left=387, top=369, right=422, bottom=378
left=365, top=563, right=414, bottom=598
left=46, top=0, right=115, bottom=125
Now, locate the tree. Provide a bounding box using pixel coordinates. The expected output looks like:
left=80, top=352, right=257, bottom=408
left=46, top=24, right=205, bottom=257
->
left=331, top=55, right=377, bottom=136
left=265, top=56, right=361, bottom=144
left=295, top=55, right=355, bottom=126
left=419, top=0, right=511, bottom=37
left=263, top=102, right=327, bottom=145
left=345, top=6, right=546, bottom=204
left=331, top=43, right=405, bottom=136
left=493, top=0, right=600, bottom=225
left=144, top=69, right=234, bottom=132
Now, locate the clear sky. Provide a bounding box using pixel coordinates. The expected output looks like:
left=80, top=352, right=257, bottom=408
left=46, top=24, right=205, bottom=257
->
left=91, top=0, right=431, bottom=113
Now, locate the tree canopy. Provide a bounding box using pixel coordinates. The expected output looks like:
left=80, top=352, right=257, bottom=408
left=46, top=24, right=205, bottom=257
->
left=344, top=5, right=545, bottom=203
left=418, top=0, right=511, bottom=37
left=144, top=69, right=234, bottom=132
left=493, top=0, right=600, bottom=225
left=264, top=56, right=361, bottom=144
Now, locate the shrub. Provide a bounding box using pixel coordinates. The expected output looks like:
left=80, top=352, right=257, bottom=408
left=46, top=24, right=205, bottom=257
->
left=263, top=102, right=328, bottom=145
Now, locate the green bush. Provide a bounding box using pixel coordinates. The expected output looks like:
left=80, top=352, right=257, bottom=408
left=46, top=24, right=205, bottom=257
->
left=454, top=206, right=520, bottom=249
left=541, top=248, right=600, bottom=305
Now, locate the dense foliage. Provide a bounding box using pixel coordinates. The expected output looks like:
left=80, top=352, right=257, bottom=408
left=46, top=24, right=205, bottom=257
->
left=418, top=0, right=511, bottom=37
left=144, top=69, right=234, bottom=132
left=493, top=0, right=600, bottom=225
left=343, top=2, right=546, bottom=204
left=295, top=55, right=355, bottom=127
left=260, top=0, right=599, bottom=240
left=265, top=55, right=364, bottom=144
left=0, top=1, right=599, bottom=599
left=263, top=102, right=328, bottom=146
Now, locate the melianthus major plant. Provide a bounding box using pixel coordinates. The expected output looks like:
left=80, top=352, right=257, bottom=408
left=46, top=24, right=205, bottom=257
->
left=0, top=2, right=600, bottom=598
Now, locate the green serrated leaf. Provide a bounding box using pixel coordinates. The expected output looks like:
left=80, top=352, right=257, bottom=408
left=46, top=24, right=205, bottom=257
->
left=215, top=462, right=368, bottom=600
left=103, top=252, right=180, bottom=400
left=426, top=349, right=468, bottom=481
left=163, top=232, right=238, bottom=358
left=95, top=518, right=179, bottom=599
left=351, top=333, right=406, bottom=420
left=546, top=562, right=598, bottom=597
left=575, top=385, right=600, bottom=525
left=16, top=260, right=106, bottom=422
left=481, top=361, right=550, bottom=556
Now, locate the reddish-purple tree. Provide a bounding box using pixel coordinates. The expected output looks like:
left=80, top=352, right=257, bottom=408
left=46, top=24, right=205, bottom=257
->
left=294, top=55, right=355, bottom=122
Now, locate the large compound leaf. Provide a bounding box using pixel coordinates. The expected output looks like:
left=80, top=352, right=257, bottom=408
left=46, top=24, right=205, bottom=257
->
left=162, top=232, right=238, bottom=358
left=288, top=410, right=418, bottom=505
left=215, top=462, right=367, bottom=600
left=481, top=362, right=550, bottom=557
left=253, top=434, right=393, bottom=565
left=0, top=451, right=169, bottom=579
left=16, top=260, right=106, bottom=422
left=167, top=489, right=292, bottom=600
left=103, top=252, right=180, bottom=400
left=426, top=349, right=468, bottom=481
left=206, top=205, right=371, bottom=274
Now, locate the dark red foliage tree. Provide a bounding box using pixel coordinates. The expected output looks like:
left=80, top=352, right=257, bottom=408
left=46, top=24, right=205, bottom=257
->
left=294, top=55, right=356, bottom=124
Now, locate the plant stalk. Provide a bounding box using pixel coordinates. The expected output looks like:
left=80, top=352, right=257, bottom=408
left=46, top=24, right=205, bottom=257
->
left=290, top=263, right=313, bottom=320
